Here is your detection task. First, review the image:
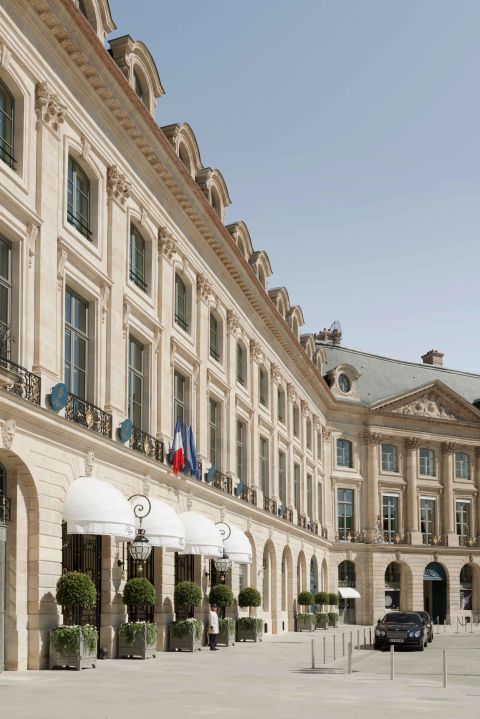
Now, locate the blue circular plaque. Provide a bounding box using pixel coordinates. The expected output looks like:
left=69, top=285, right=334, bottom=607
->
left=50, top=383, right=68, bottom=412
left=119, top=418, right=133, bottom=443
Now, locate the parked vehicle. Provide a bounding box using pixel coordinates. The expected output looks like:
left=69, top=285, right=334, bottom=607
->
left=374, top=612, right=427, bottom=651
left=415, top=610, right=434, bottom=642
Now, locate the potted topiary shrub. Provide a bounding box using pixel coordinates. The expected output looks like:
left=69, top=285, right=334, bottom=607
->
left=208, top=584, right=235, bottom=647
left=237, top=587, right=263, bottom=642
left=314, top=591, right=330, bottom=629
left=296, top=591, right=315, bottom=631
left=170, top=581, right=203, bottom=652
left=118, top=578, right=157, bottom=659
left=328, top=592, right=339, bottom=626
left=49, top=571, right=97, bottom=670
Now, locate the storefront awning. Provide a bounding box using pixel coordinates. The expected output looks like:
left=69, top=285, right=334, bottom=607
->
left=223, top=525, right=252, bottom=564
left=338, top=587, right=361, bottom=599
left=141, top=498, right=186, bottom=550
left=179, top=511, right=224, bottom=558
left=63, top=476, right=136, bottom=540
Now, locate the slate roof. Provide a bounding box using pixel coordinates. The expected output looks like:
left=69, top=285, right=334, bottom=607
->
left=318, top=344, right=480, bottom=407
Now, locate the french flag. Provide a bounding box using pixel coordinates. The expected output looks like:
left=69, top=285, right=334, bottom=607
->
left=171, top=417, right=184, bottom=474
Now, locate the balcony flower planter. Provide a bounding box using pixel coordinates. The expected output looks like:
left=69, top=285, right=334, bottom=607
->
left=169, top=619, right=203, bottom=652
left=296, top=613, right=315, bottom=632
left=217, top=618, right=236, bottom=647
left=236, top=617, right=263, bottom=642
left=49, top=625, right=97, bottom=670
left=118, top=622, right=157, bottom=659
left=0, top=364, right=19, bottom=390
left=328, top=612, right=339, bottom=628
left=315, top=612, right=329, bottom=630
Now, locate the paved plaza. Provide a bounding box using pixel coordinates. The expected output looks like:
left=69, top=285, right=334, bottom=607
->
left=2, top=627, right=480, bottom=719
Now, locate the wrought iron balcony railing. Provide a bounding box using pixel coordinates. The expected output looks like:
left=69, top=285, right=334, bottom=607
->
left=241, top=486, right=257, bottom=506
left=310, top=521, right=319, bottom=535
left=382, top=531, right=410, bottom=545
left=459, top=535, right=479, bottom=547
left=65, top=393, right=112, bottom=438
left=297, top=514, right=307, bottom=529
left=0, top=493, right=11, bottom=523
left=422, top=534, right=446, bottom=547
left=321, top=527, right=328, bottom=539
left=336, top=529, right=366, bottom=543
left=280, top=506, right=294, bottom=523
left=0, top=356, right=41, bottom=405
left=129, top=426, right=165, bottom=462
left=263, top=496, right=277, bottom=515
left=212, top=471, right=232, bottom=495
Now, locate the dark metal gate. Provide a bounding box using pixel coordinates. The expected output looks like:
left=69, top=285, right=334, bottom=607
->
left=174, top=553, right=195, bottom=619
left=127, top=547, right=155, bottom=623
left=62, top=524, right=102, bottom=631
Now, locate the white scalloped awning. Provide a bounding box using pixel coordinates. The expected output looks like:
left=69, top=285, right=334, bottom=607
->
left=224, top=525, right=252, bottom=564
left=179, top=511, right=223, bottom=558
left=338, top=587, right=361, bottom=599
left=63, top=476, right=136, bottom=540
left=141, top=498, right=186, bottom=550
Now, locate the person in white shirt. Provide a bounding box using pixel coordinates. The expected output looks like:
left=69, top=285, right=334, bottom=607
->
left=209, top=604, right=219, bottom=651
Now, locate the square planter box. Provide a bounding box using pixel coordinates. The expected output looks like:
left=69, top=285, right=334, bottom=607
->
left=49, top=630, right=96, bottom=671
left=118, top=624, right=157, bottom=659
left=169, top=623, right=203, bottom=652
left=315, top=613, right=329, bottom=630
left=328, top=613, right=339, bottom=627
left=236, top=619, right=263, bottom=642
left=296, top=614, right=315, bottom=632
left=217, top=620, right=236, bottom=647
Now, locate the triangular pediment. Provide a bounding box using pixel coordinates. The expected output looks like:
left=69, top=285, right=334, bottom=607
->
left=370, top=381, right=480, bottom=424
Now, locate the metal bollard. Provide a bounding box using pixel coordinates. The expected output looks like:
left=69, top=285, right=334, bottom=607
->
left=363, top=628, right=366, bottom=649
left=443, top=620, right=446, bottom=633
left=333, top=634, right=336, bottom=661
left=343, top=632, right=345, bottom=657
left=323, top=636, right=326, bottom=665
left=390, top=644, right=395, bottom=681
left=350, top=630, right=353, bottom=649
left=470, top=619, right=473, bottom=633
left=347, top=641, right=352, bottom=674
left=443, top=649, right=447, bottom=688
left=311, top=638, right=316, bottom=669
left=369, top=627, right=372, bottom=648
left=357, top=629, right=360, bottom=651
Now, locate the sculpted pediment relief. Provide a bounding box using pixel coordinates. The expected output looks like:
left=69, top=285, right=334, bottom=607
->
left=372, top=382, right=480, bottom=424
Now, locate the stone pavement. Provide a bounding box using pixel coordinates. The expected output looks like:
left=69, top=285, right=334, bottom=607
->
left=2, top=626, right=480, bottom=719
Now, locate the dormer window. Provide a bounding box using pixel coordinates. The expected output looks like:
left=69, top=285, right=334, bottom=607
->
left=338, top=374, right=351, bottom=393
left=134, top=70, right=147, bottom=105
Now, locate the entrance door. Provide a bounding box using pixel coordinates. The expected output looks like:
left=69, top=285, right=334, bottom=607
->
left=423, top=562, right=447, bottom=623
left=62, top=525, right=102, bottom=631
left=340, top=598, right=356, bottom=624
left=127, top=547, right=155, bottom=623
left=174, top=553, right=195, bottom=619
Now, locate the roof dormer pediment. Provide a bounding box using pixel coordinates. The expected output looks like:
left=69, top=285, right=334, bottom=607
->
left=371, top=381, right=480, bottom=424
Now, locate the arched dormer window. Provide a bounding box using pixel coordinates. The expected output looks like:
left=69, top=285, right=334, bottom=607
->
left=178, top=143, right=192, bottom=174
left=133, top=69, right=148, bottom=106
left=0, top=80, right=15, bottom=170
left=258, top=265, right=266, bottom=288
left=211, top=188, right=222, bottom=218
left=291, top=318, right=299, bottom=338
left=109, top=36, right=164, bottom=117
left=67, top=156, right=91, bottom=240
left=129, top=224, right=147, bottom=292
left=174, top=273, right=188, bottom=332
left=277, top=299, right=285, bottom=318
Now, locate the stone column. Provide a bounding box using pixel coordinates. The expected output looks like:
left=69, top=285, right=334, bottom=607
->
left=405, top=437, right=421, bottom=544
left=195, top=274, right=212, bottom=467
left=361, top=431, right=382, bottom=540
left=225, top=310, right=240, bottom=478
left=475, top=448, right=480, bottom=540
left=441, top=442, right=457, bottom=546
left=157, top=229, right=178, bottom=448
left=322, top=428, right=333, bottom=535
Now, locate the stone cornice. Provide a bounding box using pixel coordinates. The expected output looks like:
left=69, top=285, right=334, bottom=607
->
left=28, top=0, right=334, bottom=412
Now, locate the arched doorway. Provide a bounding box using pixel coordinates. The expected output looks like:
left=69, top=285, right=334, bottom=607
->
left=281, top=546, right=294, bottom=630
left=310, top=556, right=319, bottom=598
left=262, top=540, right=277, bottom=632
left=297, top=550, right=307, bottom=593
left=460, top=564, right=473, bottom=611
left=385, top=562, right=401, bottom=611
left=338, top=560, right=356, bottom=624
left=424, top=562, right=447, bottom=623
left=321, top=558, right=328, bottom=592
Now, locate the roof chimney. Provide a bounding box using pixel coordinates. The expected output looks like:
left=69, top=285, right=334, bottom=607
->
left=421, top=349, right=444, bottom=367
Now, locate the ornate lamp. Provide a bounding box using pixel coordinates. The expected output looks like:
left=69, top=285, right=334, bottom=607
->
left=128, top=494, right=152, bottom=563
left=214, top=522, right=233, bottom=582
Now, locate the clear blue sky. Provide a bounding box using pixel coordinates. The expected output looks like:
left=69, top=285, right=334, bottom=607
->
left=110, top=0, right=480, bottom=372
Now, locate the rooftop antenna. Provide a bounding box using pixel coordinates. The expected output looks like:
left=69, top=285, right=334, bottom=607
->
left=317, top=321, right=342, bottom=346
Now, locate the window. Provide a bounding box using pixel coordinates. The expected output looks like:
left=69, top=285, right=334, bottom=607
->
left=0, top=80, right=15, bottom=169
left=455, top=452, right=470, bottom=480
left=259, top=436, right=269, bottom=495
left=381, top=444, right=398, bottom=473
left=278, top=450, right=286, bottom=505
left=382, top=495, right=398, bottom=542
left=307, top=474, right=313, bottom=518
left=419, top=448, right=435, bottom=477
left=317, top=483, right=322, bottom=524
left=174, top=274, right=188, bottom=331
left=338, top=374, right=351, bottom=393
left=293, top=404, right=300, bottom=437
left=294, top=463, right=300, bottom=511
left=237, top=342, right=246, bottom=386
left=0, top=237, right=12, bottom=358
left=456, top=501, right=470, bottom=541
left=316, top=431, right=321, bottom=461
left=337, top=488, right=354, bottom=539
left=306, top=419, right=312, bottom=450
left=259, top=366, right=268, bottom=406
left=337, top=439, right=353, bottom=468
left=65, top=289, right=88, bottom=400
left=338, top=559, right=356, bottom=587
left=211, top=189, right=222, bottom=218
left=460, top=565, right=473, bottom=610
left=67, top=157, right=91, bottom=239
left=236, top=420, right=247, bottom=482
left=209, top=313, right=219, bottom=361
left=134, top=70, right=147, bottom=105
left=129, top=225, right=147, bottom=292
left=420, top=498, right=436, bottom=543
left=278, top=386, right=285, bottom=423
left=128, top=337, right=144, bottom=429
left=174, top=370, right=188, bottom=425
left=209, top=398, right=220, bottom=469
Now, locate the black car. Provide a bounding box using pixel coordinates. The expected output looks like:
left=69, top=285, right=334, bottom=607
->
left=415, top=610, right=433, bottom=642
left=374, top=612, right=427, bottom=651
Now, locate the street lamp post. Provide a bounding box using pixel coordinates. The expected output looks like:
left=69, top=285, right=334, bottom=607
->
left=214, top=522, right=233, bottom=583
left=128, top=494, right=152, bottom=564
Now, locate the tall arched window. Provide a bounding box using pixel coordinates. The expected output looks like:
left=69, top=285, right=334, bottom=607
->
left=237, top=342, right=247, bottom=386
left=337, top=439, right=353, bottom=468
left=338, top=560, right=356, bottom=587
left=67, top=156, right=91, bottom=239
left=306, top=418, right=312, bottom=450
left=259, top=366, right=268, bottom=406
left=133, top=70, right=148, bottom=106
left=277, top=386, right=286, bottom=424
left=129, top=225, right=147, bottom=292
left=293, top=404, right=300, bottom=438
left=209, top=312, right=219, bottom=361
left=174, top=274, right=188, bottom=331
left=0, top=80, right=15, bottom=169
left=0, top=237, right=12, bottom=358
left=211, top=189, right=222, bottom=218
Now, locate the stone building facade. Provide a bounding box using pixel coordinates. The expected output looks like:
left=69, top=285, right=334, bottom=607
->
left=0, top=0, right=479, bottom=670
